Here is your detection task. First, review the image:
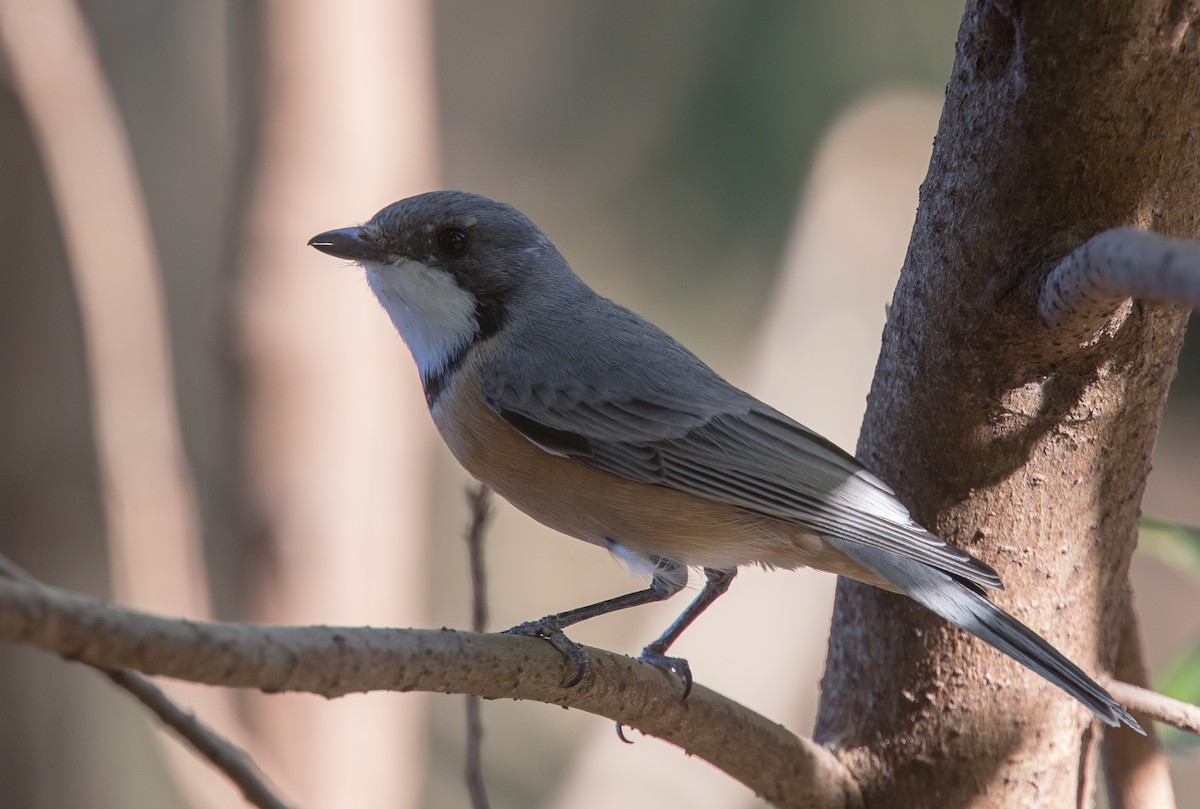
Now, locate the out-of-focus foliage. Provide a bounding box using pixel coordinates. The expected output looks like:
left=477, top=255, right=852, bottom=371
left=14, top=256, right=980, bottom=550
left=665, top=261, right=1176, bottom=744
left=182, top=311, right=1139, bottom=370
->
left=1140, top=517, right=1200, bottom=579
left=1158, top=646, right=1200, bottom=750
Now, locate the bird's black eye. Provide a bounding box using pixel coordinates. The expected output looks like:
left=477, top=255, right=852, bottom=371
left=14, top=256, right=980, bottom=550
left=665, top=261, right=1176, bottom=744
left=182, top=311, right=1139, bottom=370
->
left=435, top=227, right=470, bottom=258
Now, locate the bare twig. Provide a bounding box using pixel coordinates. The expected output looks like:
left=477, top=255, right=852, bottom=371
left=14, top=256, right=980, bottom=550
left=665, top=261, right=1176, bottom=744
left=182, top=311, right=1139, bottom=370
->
left=462, top=484, right=493, bottom=809
left=0, top=555, right=295, bottom=809
left=463, top=674, right=491, bottom=809
left=1105, top=679, right=1200, bottom=737
left=102, top=669, right=295, bottom=809
left=1102, top=600, right=1177, bottom=809
left=464, top=485, right=493, bottom=635
left=0, top=576, right=861, bottom=809
left=1040, top=228, right=1200, bottom=348
left=0, top=554, right=44, bottom=588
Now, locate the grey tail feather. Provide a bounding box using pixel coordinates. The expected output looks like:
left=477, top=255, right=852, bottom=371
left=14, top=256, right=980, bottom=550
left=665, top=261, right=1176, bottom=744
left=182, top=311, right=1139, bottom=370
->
left=909, top=578, right=1143, bottom=733
left=824, top=537, right=1143, bottom=733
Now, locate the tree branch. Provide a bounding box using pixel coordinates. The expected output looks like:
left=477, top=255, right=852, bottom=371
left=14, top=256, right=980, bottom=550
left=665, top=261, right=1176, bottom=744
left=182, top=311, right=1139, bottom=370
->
left=0, top=577, right=861, bottom=809
left=1040, top=228, right=1200, bottom=349
left=1104, top=679, right=1200, bottom=737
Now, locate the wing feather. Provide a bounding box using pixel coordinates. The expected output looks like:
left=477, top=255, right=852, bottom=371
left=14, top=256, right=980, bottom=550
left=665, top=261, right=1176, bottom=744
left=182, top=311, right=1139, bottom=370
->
left=482, top=331, right=1001, bottom=591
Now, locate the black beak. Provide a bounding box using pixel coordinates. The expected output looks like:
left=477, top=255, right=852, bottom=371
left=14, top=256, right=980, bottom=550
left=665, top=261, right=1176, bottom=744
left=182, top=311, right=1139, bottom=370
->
left=307, top=226, right=387, bottom=262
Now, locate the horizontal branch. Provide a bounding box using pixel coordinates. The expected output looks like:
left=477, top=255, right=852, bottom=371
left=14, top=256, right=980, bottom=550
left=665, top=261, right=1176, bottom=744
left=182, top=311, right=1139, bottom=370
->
left=0, top=578, right=860, bottom=809
left=1040, top=227, right=1200, bottom=348
left=1104, top=678, right=1200, bottom=736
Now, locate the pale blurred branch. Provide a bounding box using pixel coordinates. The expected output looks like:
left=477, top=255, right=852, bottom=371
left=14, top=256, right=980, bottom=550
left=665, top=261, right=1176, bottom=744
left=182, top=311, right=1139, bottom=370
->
left=235, top=3, right=438, bottom=803
left=0, top=575, right=861, bottom=809
left=0, top=0, right=209, bottom=618
left=1102, top=600, right=1177, bottom=809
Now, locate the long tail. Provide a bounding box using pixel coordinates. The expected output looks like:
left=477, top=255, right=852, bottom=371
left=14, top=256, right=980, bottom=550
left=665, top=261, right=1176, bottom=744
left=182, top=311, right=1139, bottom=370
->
left=825, top=537, right=1143, bottom=733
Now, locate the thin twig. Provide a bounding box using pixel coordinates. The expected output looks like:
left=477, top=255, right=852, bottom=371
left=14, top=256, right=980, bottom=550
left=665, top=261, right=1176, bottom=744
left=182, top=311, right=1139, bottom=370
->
left=462, top=484, right=494, bottom=809
left=464, top=688, right=490, bottom=809
left=0, top=575, right=861, bottom=809
left=464, top=485, right=493, bottom=635
left=0, top=554, right=41, bottom=587
left=102, top=669, right=294, bottom=809
left=1105, top=679, right=1200, bottom=736
left=0, top=554, right=294, bottom=809
left=1102, top=599, right=1177, bottom=809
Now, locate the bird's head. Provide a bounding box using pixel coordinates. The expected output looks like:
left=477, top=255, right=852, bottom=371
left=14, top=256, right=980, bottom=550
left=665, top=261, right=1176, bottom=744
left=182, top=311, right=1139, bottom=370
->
left=308, top=190, right=572, bottom=382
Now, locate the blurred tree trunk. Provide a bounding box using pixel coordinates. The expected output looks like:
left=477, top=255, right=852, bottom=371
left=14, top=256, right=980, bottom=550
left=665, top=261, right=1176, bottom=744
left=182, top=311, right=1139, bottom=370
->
left=234, top=2, right=439, bottom=806
left=817, top=3, right=1199, bottom=806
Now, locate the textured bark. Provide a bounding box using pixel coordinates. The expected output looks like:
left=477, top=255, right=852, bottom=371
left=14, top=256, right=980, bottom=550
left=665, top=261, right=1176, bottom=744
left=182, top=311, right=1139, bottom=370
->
left=816, top=2, right=1200, bottom=807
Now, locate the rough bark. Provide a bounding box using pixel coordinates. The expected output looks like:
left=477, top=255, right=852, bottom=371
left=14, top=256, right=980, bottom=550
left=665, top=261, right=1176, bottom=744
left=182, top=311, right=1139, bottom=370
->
left=816, top=2, right=1200, bottom=807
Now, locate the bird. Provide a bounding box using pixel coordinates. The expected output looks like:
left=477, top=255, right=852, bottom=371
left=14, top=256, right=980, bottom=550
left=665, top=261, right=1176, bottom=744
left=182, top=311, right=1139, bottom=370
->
left=308, top=189, right=1141, bottom=732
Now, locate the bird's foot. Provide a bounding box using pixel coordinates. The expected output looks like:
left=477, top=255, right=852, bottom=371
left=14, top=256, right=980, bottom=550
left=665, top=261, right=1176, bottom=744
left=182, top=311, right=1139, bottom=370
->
left=504, top=619, right=589, bottom=688
left=638, top=646, right=693, bottom=699
left=611, top=647, right=692, bottom=744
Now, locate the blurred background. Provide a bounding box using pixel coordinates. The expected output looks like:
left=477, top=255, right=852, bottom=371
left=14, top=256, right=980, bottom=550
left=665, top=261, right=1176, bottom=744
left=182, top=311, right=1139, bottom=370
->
left=0, top=1, right=1197, bottom=807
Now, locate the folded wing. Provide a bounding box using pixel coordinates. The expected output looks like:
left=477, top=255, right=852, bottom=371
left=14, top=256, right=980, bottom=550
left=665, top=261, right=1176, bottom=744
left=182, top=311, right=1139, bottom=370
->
left=484, top=368, right=1002, bottom=591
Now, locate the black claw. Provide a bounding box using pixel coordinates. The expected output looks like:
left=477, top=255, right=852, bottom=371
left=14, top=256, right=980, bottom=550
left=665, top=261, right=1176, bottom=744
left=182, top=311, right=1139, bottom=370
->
left=615, top=721, right=634, bottom=744
left=638, top=648, right=694, bottom=699
left=561, top=648, right=588, bottom=688
left=504, top=620, right=589, bottom=687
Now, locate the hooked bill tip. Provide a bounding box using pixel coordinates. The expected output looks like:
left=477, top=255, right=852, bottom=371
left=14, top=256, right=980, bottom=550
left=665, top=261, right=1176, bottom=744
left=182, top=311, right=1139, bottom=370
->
left=307, top=226, right=384, bottom=262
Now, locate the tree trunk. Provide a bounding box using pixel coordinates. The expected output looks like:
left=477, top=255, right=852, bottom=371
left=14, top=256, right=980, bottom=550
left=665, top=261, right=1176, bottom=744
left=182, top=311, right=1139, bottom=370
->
left=816, top=2, right=1200, bottom=806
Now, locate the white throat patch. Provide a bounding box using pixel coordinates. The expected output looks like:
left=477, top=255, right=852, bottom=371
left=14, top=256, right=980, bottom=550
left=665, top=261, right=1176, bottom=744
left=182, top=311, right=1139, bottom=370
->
left=362, top=258, right=477, bottom=378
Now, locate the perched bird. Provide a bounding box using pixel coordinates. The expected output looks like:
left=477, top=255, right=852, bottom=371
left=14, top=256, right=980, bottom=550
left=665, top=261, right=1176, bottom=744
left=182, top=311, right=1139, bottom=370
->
left=309, top=190, right=1140, bottom=732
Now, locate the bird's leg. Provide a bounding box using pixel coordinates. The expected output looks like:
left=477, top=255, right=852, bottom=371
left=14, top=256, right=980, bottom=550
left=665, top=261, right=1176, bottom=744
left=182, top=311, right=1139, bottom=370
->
left=638, top=567, right=736, bottom=699
left=505, top=561, right=686, bottom=687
